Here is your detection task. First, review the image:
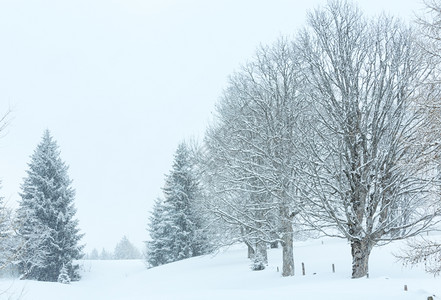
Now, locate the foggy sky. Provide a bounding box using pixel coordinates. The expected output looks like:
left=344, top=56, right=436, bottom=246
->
left=0, top=0, right=423, bottom=252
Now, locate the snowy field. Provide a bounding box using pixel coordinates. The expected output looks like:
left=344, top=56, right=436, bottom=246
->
left=1, top=237, right=440, bottom=300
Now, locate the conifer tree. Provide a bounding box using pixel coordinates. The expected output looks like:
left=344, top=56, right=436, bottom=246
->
left=145, top=198, right=173, bottom=267
left=146, top=143, right=210, bottom=267
left=99, top=248, right=113, bottom=260
left=114, top=236, right=141, bottom=259
left=57, top=264, right=71, bottom=284
left=89, top=248, right=99, bottom=260
left=163, top=143, right=198, bottom=260
left=16, top=130, right=84, bottom=282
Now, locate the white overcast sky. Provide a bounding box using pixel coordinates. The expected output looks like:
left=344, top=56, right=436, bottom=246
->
left=0, top=0, right=424, bottom=252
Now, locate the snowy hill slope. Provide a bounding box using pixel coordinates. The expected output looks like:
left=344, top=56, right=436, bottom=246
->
left=1, top=237, right=440, bottom=300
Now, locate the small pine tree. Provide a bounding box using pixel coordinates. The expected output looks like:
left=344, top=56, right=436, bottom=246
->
left=100, top=248, right=113, bottom=260
left=89, top=248, right=99, bottom=260
left=16, top=130, right=84, bottom=282
left=57, top=264, right=71, bottom=284
left=114, top=236, right=141, bottom=259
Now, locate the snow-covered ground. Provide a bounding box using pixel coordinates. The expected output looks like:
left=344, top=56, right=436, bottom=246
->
left=1, top=237, right=440, bottom=300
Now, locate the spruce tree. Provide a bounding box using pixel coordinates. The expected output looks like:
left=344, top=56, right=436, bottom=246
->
left=145, top=198, right=173, bottom=267
left=114, top=236, right=141, bottom=259
left=163, top=143, right=197, bottom=261
left=99, top=248, right=112, bottom=260
left=89, top=248, right=99, bottom=260
left=146, top=143, right=210, bottom=267
left=57, top=264, right=71, bottom=284
left=16, top=130, right=84, bottom=282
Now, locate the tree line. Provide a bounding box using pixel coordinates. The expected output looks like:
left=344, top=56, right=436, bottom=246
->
left=85, top=236, right=142, bottom=260
left=145, top=0, right=441, bottom=279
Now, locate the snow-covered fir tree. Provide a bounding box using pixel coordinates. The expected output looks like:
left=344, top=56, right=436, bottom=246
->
left=146, top=143, right=210, bottom=267
left=100, top=248, right=113, bottom=260
left=16, top=130, right=84, bottom=282
left=57, top=264, right=71, bottom=284
left=89, top=248, right=99, bottom=260
left=145, top=198, right=173, bottom=267
left=114, top=236, right=141, bottom=259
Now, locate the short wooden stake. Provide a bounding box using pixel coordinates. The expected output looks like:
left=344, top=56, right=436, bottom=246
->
left=302, top=262, right=305, bottom=276
left=404, top=285, right=408, bottom=291
left=277, top=266, right=279, bottom=272
left=332, top=264, right=335, bottom=273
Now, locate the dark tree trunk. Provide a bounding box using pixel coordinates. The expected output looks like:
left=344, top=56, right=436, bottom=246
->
left=351, top=239, right=372, bottom=278
left=281, top=219, right=294, bottom=276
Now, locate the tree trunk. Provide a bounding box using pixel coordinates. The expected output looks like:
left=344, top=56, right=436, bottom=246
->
left=351, top=239, right=372, bottom=278
left=256, top=241, right=268, bottom=265
left=241, top=226, right=255, bottom=259
left=281, top=219, right=294, bottom=276
left=246, top=242, right=255, bottom=259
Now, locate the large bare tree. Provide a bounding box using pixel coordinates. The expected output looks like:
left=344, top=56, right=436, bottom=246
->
left=297, top=1, right=440, bottom=278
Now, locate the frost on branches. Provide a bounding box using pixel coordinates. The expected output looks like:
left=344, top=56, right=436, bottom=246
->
left=393, top=0, right=441, bottom=277
left=203, top=38, right=310, bottom=277
left=16, top=130, right=84, bottom=282
left=297, top=1, right=441, bottom=278
left=0, top=111, right=18, bottom=273
left=397, top=238, right=441, bottom=276
left=0, top=194, right=18, bottom=272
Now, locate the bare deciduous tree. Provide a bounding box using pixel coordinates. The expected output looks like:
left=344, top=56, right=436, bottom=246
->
left=417, top=0, right=441, bottom=63
left=297, top=1, right=440, bottom=278
left=204, top=39, right=308, bottom=276
left=395, top=0, right=441, bottom=275
left=397, top=237, right=441, bottom=276
left=0, top=110, right=16, bottom=274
